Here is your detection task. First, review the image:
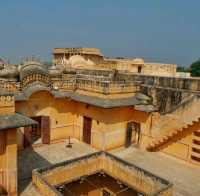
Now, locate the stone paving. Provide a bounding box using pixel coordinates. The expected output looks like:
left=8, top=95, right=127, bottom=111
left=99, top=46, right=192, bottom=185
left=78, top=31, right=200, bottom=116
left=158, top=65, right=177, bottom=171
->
left=18, top=140, right=200, bottom=196
left=18, top=139, right=97, bottom=196
left=111, top=147, right=200, bottom=196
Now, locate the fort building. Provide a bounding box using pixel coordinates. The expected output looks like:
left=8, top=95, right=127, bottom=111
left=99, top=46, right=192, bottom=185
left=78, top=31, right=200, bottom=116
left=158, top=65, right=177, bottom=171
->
left=53, top=47, right=177, bottom=76
left=0, top=48, right=199, bottom=195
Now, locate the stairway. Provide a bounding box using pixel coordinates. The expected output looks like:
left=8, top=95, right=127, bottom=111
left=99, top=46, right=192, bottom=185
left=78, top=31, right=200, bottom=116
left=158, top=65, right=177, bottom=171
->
left=191, top=130, right=200, bottom=165
left=147, top=118, right=200, bottom=152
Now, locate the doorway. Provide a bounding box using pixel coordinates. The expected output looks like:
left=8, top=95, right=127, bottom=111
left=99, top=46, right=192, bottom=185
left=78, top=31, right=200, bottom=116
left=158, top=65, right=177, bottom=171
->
left=83, top=116, right=92, bottom=144
left=125, top=122, right=141, bottom=148
left=138, top=66, right=142, bottom=73
left=24, top=116, right=50, bottom=148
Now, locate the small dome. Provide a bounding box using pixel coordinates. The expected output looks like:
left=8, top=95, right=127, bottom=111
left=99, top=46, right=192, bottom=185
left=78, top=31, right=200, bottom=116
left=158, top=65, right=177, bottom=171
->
left=48, top=65, right=62, bottom=77
left=0, top=65, right=18, bottom=79
left=133, top=58, right=144, bottom=64
left=69, top=55, right=87, bottom=67
left=68, top=55, right=95, bottom=69
left=56, top=64, right=65, bottom=71
left=20, top=60, right=48, bottom=80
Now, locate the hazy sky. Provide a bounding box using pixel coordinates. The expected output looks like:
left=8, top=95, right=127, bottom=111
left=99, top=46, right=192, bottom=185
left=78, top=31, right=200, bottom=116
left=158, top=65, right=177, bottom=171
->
left=0, top=1, right=199, bottom=66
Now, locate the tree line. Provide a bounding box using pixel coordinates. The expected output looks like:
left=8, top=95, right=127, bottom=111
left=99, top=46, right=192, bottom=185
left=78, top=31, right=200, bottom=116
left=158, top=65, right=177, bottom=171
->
left=177, top=59, right=200, bottom=77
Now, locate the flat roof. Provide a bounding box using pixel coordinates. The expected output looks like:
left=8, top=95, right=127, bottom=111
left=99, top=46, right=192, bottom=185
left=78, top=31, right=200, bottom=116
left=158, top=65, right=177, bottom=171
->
left=15, top=88, right=155, bottom=111
left=53, top=48, right=103, bottom=56
left=33, top=151, right=173, bottom=196
left=0, top=113, right=37, bottom=131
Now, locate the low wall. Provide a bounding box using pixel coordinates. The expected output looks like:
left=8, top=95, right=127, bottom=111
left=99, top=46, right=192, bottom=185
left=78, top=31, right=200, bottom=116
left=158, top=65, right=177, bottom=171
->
left=116, top=73, right=200, bottom=91
left=33, top=152, right=173, bottom=196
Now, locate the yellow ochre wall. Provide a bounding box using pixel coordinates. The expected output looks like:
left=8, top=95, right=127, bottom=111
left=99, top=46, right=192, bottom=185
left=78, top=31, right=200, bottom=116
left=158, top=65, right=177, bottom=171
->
left=15, top=91, right=149, bottom=150
left=139, top=110, right=200, bottom=165
left=0, top=128, right=17, bottom=196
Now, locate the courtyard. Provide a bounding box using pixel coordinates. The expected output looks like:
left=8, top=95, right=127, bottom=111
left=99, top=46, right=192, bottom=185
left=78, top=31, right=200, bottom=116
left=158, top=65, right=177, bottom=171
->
left=111, top=147, right=200, bottom=196
left=18, top=139, right=200, bottom=196
left=18, top=139, right=97, bottom=196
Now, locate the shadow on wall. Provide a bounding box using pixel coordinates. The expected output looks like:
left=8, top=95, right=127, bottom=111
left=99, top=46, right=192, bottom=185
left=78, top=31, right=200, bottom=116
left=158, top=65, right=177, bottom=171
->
left=0, top=185, right=7, bottom=196
left=17, top=147, right=52, bottom=194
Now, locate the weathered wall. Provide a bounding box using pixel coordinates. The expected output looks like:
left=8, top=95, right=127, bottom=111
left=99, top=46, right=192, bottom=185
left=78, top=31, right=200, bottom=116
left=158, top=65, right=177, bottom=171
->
left=33, top=153, right=172, bottom=196
left=16, top=91, right=76, bottom=145
left=74, top=105, right=149, bottom=150
left=116, top=73, right=200, bottom=92
left=0, top=95, right=15, bottom=115
left=143, top=63, right=176, bottom=77
left=140, top=96, right=200, bottom=165
left=140, top=86, right=192, bottom=113
left=0, top=128, right=17, bottom=196
left=15, top=91, right=149, bottom=150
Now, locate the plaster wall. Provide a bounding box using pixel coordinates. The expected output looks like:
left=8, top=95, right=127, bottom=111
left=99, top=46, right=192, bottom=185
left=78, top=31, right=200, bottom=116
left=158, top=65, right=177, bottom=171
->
left=0, top=129, right=17, bottom=196
left=0, top=95, right=15, bottom=115
left=143, top=63, right=176, bottom=77
left=139, top=101, right=200, bottom=164
left=33, top=154, right=172, bottom=196
left=15, top=91, right=149, bottom=150
left=16, top=91, right=76, bottom=145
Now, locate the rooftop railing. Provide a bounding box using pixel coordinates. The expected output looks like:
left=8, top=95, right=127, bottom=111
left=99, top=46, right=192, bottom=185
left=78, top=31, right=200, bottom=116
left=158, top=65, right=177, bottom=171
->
left=53, top=78, right=140, bottom=94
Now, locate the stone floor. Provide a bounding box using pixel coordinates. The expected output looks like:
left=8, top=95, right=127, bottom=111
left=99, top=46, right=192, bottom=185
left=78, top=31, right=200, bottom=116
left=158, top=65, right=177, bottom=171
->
left=18, top=140, right=200, bottom=196
left=18, top=139, right=97, bottom=196
left=111, top=147, right=200, bottom=196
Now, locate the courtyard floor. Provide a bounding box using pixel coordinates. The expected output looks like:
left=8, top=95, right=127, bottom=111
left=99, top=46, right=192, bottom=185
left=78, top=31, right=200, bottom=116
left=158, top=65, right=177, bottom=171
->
left=18, top=140, right=200, bottom=196
left=18, top=139, right=97, bottom=196
left=111, top=147, right=200, bottom=196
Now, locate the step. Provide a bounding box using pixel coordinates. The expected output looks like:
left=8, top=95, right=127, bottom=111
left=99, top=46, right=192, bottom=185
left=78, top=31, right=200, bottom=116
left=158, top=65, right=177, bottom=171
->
left=168, top=130, right=178, bottom=137
left=168, top=132, right=175, bottom=137
left=194, top=131, right=200, bottom=137
left=193, top=135, right=200, bottom=141
left=191, top=155, right=200, bottom=164
left=163, top=136, right=169, bottom=141
left=192, top=147, right=200, bottom=154
left=191, top=151, right=200, bottom=159
left=192, top=143, right=200, bottom=150
left=190, top=158, right=200, bottom=166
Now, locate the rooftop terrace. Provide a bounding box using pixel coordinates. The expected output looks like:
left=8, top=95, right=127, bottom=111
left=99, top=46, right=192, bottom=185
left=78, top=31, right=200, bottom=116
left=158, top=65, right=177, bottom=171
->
left=18, top=139, right=200, bottom=196
left=33, top=151, right=173, bottom=196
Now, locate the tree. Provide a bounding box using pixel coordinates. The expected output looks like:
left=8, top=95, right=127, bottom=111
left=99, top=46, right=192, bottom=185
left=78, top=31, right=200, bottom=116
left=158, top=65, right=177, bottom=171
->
left=190, top=59, right=200, bottom=77
left=177, top=66, right=187, bottom=72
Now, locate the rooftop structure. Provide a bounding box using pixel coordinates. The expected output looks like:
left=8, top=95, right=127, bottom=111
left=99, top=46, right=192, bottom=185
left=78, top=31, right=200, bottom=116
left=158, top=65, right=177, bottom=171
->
left=0, top=47, right=199, bottom=195
left=33, top=151, right=173, bottom=196
left=53, top=47, right=177, bottom=77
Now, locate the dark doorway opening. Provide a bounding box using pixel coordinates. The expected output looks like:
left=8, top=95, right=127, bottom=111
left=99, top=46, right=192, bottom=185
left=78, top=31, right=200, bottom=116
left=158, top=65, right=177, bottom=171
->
left=24, top=116, right=50, bottom=148
left=138, top=66, right=142, bottom=73
left=83, top=116, right=92, bottom=144
left=125, top=122, right=141, bottom=148
left=31, top=116, right=42, bottom=143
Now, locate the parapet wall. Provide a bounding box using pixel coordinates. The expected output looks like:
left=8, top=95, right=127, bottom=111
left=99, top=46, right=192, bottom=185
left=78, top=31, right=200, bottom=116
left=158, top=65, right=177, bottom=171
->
left=144, top=63, right=176, bottom=77
left=53, top=48, right=103, bottom=57
left=116, top=73, right=200, bottom=92
left=33, top=152, right=173, bottom=196
left=113, top=73, right=200, bottom=113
